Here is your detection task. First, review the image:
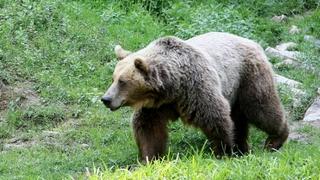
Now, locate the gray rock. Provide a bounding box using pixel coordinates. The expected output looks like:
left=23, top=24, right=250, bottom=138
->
left=288, top=131, right=309, bottom=142
left=275, top=74, right=306, bottom=108
left=303, top=97, right=320, bottom=122
left=42, top=130, right=60, bottom=138
left=288, top=122, right=309, bottom=143
left=292, top=89, right=308, bottom=108
left=274, top=74, right=302, bottom=88
left=274, top=59, right=299, bottom=68
left=81, top=143, right=90, bottom=148
left=272, top=14, right=287, bottom=22
left=289, top=25, right=300, bottom=34
left=265, top=47, right=300, bottom=61
left=275, top=42, right=297, bottom=51
left=304, top=35, right=320, bottom=48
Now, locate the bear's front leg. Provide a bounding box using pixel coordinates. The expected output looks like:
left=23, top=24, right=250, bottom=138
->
left=195, top=96, right=234, bottom=158
left=201, top=120, right=234, bottom=158
left=132, top=107, right=175, bottom=162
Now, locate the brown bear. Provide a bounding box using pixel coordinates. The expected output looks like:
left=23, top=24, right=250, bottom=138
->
left=101, top=32, right=289, bottom=161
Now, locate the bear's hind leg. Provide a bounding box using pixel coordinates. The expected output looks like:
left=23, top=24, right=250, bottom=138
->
left=239, top=62, right=289, bottom=151
left=244, top=103, right=289, bottom=151
left=133, top=105, right=178, bottom=162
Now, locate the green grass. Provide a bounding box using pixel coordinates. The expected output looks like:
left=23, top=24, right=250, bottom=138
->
left=0, top=0, right=320, bottom=179
left=90, top=144, right=320, bottom=179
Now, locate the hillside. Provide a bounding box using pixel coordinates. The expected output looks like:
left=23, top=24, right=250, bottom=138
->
left=0, top=0, right=320, bottom=179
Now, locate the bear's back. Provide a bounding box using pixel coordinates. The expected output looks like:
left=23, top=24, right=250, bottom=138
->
left=185, top=32, right=267, bottom=105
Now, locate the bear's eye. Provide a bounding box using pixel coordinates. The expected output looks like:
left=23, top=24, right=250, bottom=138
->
left=118, top=79, right=126, bottom=86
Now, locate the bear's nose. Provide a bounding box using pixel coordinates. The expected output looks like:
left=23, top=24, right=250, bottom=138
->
left=101, top=96, right=112, bottom=107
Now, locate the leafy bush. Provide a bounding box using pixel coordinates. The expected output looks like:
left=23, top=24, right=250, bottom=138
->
left=216, top=0, right=320, bottom=16
left=164, top=3, right=256, bottom=39
left=119, top=0, right=172, bottom=18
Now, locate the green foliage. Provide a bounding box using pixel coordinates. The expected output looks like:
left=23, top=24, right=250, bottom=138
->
left=252, top=18, right=286, bottom=47
left=216, top=0, right=320, bottom=16
left=0, top=0, right=320, bottom=179
left=91, top=144, right=320, bottom=179
left=164, top=3, right=256, bottom=39
left=0, top=0, right=164, bottom=104
left=119, top=0, right=172, bottom=18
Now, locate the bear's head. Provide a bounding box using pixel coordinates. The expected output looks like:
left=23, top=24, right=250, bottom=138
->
left=101, top=45, right=157, bottom=111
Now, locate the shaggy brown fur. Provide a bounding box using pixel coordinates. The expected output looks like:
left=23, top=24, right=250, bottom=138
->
left=102, top=32, right=289, bottom=162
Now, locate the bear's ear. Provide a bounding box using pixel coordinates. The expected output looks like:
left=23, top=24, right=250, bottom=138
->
left=115, top=45, right=131, bottom=60
left=134, top=58, right=148, bottom=74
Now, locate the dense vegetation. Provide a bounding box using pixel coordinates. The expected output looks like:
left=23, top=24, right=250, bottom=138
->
left=0, top=0, right=319, bottom=179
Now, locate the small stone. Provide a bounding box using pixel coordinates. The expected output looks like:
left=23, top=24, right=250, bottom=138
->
left=317, top=88, right=320, bottom=95
left=272, top=14, right=287, bottom=22
left=282, top=59, right=294, bottom=65
left=303, top=97, right=320, bottom=122
left=274, top=59, right=300, bottom=69
left=288, top=131, right=308, bottom=142
left=275, top=74, right=306, bottom=108
left=274, top=74, right=302, bottom=88
left=289, top=25, right=300, bottom=34
left=265, top=47, right=300, bottom=61
left=81, top=143, right=90, bottom=148
left=43, top=130, right=60, bottom=137
left=292, top=88, right=307, bottom=108
left=304, top=35, right=320, bottom=48
left=275, top=42, right=297, bottom=51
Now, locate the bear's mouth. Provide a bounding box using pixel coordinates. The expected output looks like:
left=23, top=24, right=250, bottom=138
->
left=109, top=101, right=126, bottom=111
left=110, top=106, right=120, bottom=111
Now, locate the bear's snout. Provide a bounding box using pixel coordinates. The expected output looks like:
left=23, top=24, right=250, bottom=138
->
left=101, top=96, right=112, bottom=108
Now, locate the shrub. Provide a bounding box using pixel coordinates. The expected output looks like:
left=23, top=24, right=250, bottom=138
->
left=164, top=3, right=255, bottom=39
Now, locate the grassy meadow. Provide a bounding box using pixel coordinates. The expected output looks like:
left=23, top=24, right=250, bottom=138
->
left=0, top=0, right=320, bottom=179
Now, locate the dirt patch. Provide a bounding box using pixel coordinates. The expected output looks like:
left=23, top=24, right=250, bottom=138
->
left=0, top=81, right=41, bottom=112
left=2, top=137, right=37, bottom=151
left=12, top=82, right=41, bottom=108
left=1, top=80, right=43, bottom=150
left=0, top=80, right=73, bottom=151
left=2, top=130, right=61, bottom=151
